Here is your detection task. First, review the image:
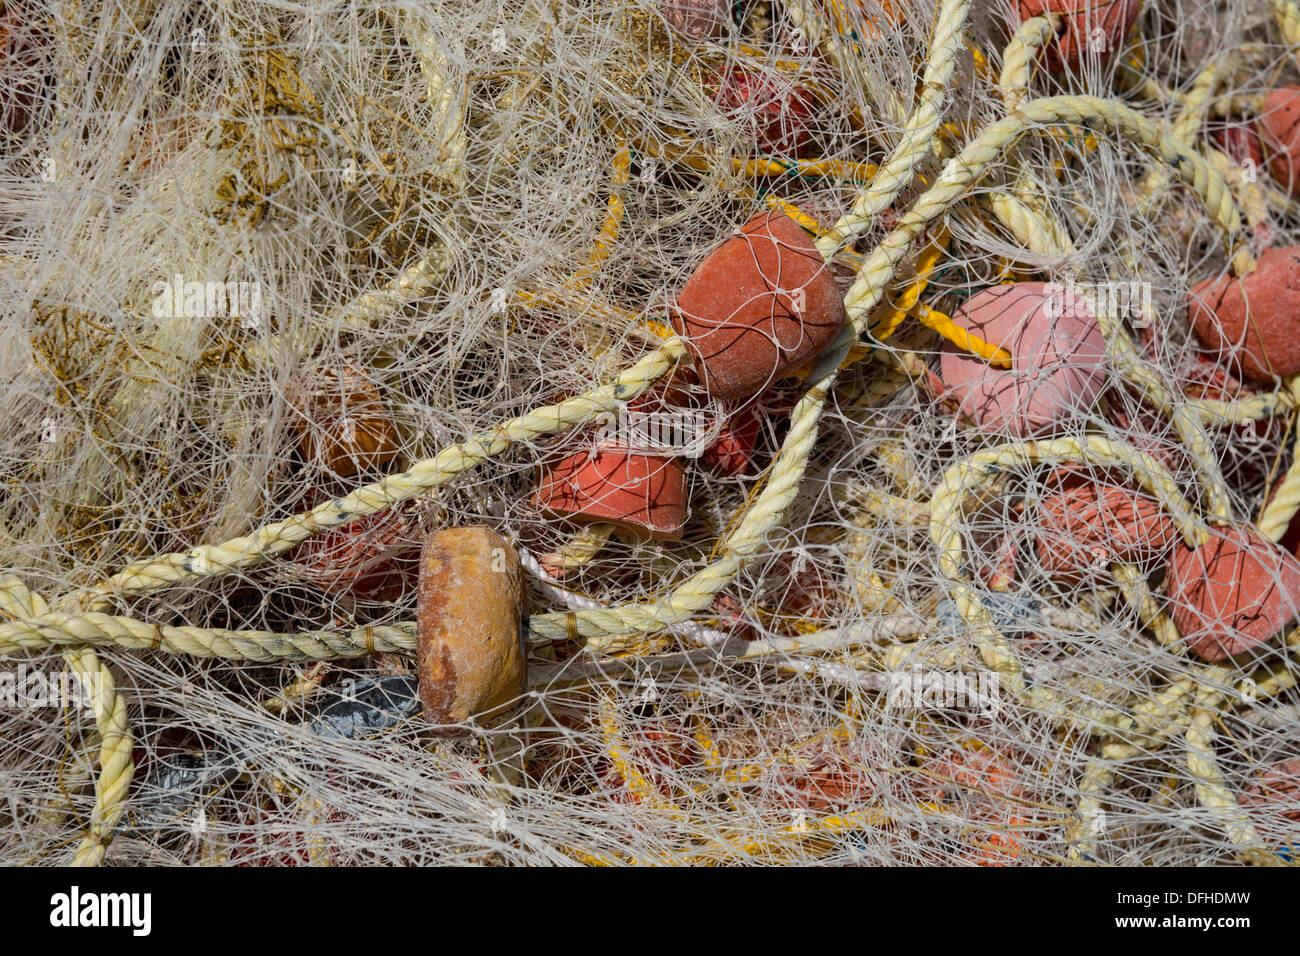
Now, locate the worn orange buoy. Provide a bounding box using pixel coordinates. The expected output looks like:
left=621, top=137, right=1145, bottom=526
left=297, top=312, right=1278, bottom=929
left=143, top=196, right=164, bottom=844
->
left=288, top=364, right=399, bottom=478
left=1015, top=0, right=1140, bottom=73
left=1258, top=86, right=1300, bottom=196
left=939, top=282, right=1108, bottom=436
left=1166, top=525, right=1300, bottom=661
left=416, top=527, right=527, bottom=730
left=1035, top=482, right=1178, bottom=582
left=714, top=68, right=815, bottom=156
left=1187, top=245, right=1300, bottom=382
left=534, top=445, right=687, bottom=540
left=673, top=210, right=846, bottom=402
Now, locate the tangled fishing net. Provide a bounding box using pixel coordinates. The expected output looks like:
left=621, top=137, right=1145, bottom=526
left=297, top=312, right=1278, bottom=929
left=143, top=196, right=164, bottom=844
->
left=3, top=0, right=1300, bottom=867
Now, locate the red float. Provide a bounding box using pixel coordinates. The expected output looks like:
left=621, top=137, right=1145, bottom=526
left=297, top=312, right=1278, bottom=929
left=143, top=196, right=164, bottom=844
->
left=921, top=748, right=1032, bottom=866
left=1211, top=122, right=1265, bottom=171
left=702, top=402, right=763, bottom=475
left=714, top=68, right=815, bottom=156
left=939, top=282, right=1108, bottom=437
left=1188, top=245, right=1300, bottom=382
left=1166, top=525, right=1300, bottom=661
left=534, top=445, right=687, bottom=540
left=1035, top=482, right=1178, bottom=582
left=1258, top=86, right=1300, bottom=196
left=673, top=210, right=846, bottom=402
left=1015, top=0, right=1140, bottom=73
left=294, top=500, right=418, bottom=602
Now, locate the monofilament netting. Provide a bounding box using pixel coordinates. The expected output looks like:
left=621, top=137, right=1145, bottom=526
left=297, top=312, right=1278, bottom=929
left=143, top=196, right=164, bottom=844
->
left=2, top=0, right=1300, bottom=866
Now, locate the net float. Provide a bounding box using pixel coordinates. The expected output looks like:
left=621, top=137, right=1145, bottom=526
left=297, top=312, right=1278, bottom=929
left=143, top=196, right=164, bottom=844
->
left=534, top=446, right=688, bottom=540
left=129, top=748, right=243, bottom=835
left=1166, top=525, right=1300, bottom=661
left=939, top=282, right=1108, bottom=437
left=1257, top=86, right=1300, bottom=196
left=1187, top=245, right=1300, bottom=382
left=710, top=592, right=758, bottom=641
left=713, top=67, right=815, bottom=156
left=416, top=526, right=527, bottom=731
left=288, top=364, right=399, bottom=478
left=305, top=675, right=421, bottom=740
left=766, top=749, right=876, bottom=815
left=1237, top=757, right=1300, bottom=860
left=534, top=380, right=691, bottom=539
left=294, top=500, right=419, bottom=602
left=1015, top=0, right=1140, bottom=73
left=937, top=591, right=1043, bottom=639
left=673, top=210, right=847, bottom=402
left=658, top=0, right=729, bottom=39
left=1034, top=482, right=1178, bottom=582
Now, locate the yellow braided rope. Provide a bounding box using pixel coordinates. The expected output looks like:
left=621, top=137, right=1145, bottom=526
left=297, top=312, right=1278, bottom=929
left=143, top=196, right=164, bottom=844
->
left=1110, top=562, right=1183, bottom=649
left=912, top=303, right=1013, bottom=367
left=543, top=524, right=617, bottom=574
left=816, top=0, right=971, bottom=258
left=1255, top=377, right=1300, bottom=540
left=0, top=613, right=418, bottom=661
left=0, top=577, right=132, bottom=867
left=1139, top=59, right=1222, bottom=207
left=1186, top=679, right=1268, bottom=860
left=66, top=647, right=133, bottom=867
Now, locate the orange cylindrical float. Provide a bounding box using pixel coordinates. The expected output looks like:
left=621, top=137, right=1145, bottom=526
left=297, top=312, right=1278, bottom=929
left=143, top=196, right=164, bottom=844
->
left=1188, top=245, right=1300, bottom=382
left=416, top=526, right=527, bottom=731
left=1034, top=482, right=1178, bottom=582
left=1166, top=525, right=1300, bottom=661
left=534, top=444, right=687, bottom=541
left=673, top=210, right=846, bottom=402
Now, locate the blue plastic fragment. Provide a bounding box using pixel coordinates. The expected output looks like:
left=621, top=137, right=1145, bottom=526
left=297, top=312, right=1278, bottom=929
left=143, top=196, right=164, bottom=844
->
left=936, top=591, right=1042, bottom=639
left=305, top=674, right=421, bottom=740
